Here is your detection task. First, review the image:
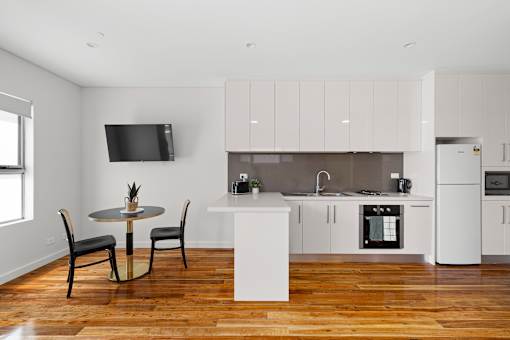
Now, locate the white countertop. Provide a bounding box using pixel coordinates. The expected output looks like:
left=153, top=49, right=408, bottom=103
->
left=208, top=192, right=291, bottom=213
left=283, top=192, right=433, bottom=201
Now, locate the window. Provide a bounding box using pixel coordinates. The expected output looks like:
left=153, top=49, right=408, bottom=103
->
left=0, top=98, right=28, bottom=225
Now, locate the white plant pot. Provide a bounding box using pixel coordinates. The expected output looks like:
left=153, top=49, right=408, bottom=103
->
left=252, top=187, right=259, bottom=194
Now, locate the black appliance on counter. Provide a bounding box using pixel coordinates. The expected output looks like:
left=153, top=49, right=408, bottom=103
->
left=397, top=178, right=412, bottom=193
left=231, top=180, right=249, bottom=195
left=485, top=171, right=510, bottom=195
left=360, top=205, right=403, bottom=249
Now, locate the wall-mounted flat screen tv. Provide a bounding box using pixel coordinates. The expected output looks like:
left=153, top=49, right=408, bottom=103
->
left=105, top=124, right=174, bottom=162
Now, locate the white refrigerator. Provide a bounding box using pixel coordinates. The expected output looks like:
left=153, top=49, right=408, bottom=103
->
left=436, top=144, right=481, bottom=265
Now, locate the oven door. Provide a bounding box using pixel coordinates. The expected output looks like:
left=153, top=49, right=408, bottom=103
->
left=361, top=214, right=402, bottom=249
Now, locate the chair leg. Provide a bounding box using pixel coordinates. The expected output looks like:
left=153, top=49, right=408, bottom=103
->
left=180, top=237, right=188, bottom=269
left=148, top=240, right=155, bottom=273
left=66, top=263, right=71, bottom=283
left=67, top=257, right=75, bottom=298
left=110, top=248, right=121, bottom=283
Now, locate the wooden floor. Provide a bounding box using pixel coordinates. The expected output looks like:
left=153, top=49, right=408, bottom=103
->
left=1, top=249, right=510, bottom=339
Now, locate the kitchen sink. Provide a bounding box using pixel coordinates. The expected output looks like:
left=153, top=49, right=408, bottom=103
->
left=281, top=192, right=317, bottom=197
left=282, top=192, right=351, bottom=197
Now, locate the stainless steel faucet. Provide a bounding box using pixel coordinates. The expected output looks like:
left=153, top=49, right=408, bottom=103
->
left=315, top=170, right=331, bottom=195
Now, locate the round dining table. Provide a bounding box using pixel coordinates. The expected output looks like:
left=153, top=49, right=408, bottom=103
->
left=88, top=206, right=165, bottom=281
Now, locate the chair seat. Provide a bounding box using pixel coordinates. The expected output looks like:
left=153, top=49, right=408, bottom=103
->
left=150, top=227, right=180, bottom=241
left=74, top=235, right=116, bottom=256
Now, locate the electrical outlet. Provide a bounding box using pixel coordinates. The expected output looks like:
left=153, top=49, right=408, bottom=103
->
left=46, top=236, right=56, bottom=246
left=390, top=172, right=400, bottom=179
left=240, top=173, right=248, bottom=181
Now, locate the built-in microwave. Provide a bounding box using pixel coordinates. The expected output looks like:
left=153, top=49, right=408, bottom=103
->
left=485, top=171, right=510, bottom=195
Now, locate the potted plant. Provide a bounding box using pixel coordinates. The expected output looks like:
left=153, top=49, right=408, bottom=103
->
left=125, top=181, right=141, bottom=211
left=249, top=178, right=261, bottom=194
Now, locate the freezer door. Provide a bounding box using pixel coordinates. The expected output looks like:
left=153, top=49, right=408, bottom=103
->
left=436, top=184, right=481, bottom=264
left=437, top=144, right=481, bottom=184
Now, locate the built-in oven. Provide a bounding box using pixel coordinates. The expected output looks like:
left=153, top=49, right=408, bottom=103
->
left=359, top=205, right=404, bottom=249
left=485, top=171, right=510, bottom=195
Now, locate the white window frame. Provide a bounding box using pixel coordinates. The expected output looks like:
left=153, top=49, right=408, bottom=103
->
left=0, top=112, right=26, bottom=224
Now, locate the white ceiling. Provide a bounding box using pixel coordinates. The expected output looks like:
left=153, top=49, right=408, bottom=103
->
left=1, top=0, right=510, bottom=87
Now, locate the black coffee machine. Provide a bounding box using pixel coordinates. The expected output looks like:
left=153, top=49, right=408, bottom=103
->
left=397, top=178, right=412, bottom=194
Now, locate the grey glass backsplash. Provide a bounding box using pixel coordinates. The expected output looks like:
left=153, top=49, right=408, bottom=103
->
left=228, top=153, right=403, bottom=193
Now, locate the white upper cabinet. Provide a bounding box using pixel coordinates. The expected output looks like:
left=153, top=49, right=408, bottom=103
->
left=373, top=81, right=398, bottom=151
left=459, top=75, right=483, bottom=137
left=299, top=81, right=325, bottom=151
left=225, top=79, right=422, bottom=152
left=435, top=74, right=484, bottom=138
left=275, top=81, right=300, bottom=151
left=349, top=81, right=374, bottom=151
left=398, top=81, right=421, bottom=151
left=435, top=75, right=460, bottom=137
left=325, top=81, right=349, bottom=151
left=250, top=81, right=275, bottom=151
left=482, top=76, right=509, bottom=166
left=225, top=80, right=250, bottom=151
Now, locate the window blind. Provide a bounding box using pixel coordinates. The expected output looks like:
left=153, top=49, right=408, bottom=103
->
left=0, top=91, right=32, bottom=118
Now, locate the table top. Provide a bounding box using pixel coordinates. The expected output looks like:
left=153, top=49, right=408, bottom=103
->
left=88, top=206, right=165, bottom=222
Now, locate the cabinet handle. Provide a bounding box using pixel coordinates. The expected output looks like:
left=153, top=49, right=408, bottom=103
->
left=507, top=144, right=510, bottom=162
left=503, top=144, right=507, bottom=162
left=502, top=206, right=506, bottom=225
left=333, top=205, right=336, bottom=224
left=327, top=205, right=330, bottom=224
left=298, top=205, right=301, bottom=224
left=410, top=205, right=430, bottom=208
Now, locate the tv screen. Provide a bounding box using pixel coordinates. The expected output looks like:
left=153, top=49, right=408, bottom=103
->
left=105, top=124, right=174, bottom=162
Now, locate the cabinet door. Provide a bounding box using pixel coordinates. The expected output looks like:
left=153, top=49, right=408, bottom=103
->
left=331, top=201, right=360, bottom=253
left=398, top=81, right=421, bottom=151
left=349, top=81, right=374, bottom=151
left=404, top=203, right=432, bottom=254
left=325, top=81, right=349, bottom=151
left=459, top=75, right=483, bottom=137
left=373, top=81, right=398, bottom=151
left=275, top=81, right=300, bottom=151
left=482, top=201, right=506, bottom=255
left=299, top=81, right=325, bottom=151
left=288, top=201, right=303, bottom=254
left=250, top=81, right=275, bottom=151
left=482, top=76, right=509, bottom=166
left=302, top=201, right=331, bottom=253
left=225, top=80, right=250, bottom=151
left=435, top=75, right=460, bottom=137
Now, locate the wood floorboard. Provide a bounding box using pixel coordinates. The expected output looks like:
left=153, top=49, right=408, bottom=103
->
left=1, top=249, right=510, bottom=338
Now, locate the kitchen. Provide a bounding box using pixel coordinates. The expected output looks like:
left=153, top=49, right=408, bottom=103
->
left=209, top=74, right=509, bottom=301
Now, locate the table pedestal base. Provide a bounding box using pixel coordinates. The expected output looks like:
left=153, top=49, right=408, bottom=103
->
left=108, top=261, right=149, bottom=281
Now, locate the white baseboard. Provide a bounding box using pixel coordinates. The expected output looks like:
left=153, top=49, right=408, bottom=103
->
left=0, top=248, right=67, bottom=285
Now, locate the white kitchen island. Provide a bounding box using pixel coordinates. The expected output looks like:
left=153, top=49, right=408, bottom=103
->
left=208, top=192, right=290, bottom=301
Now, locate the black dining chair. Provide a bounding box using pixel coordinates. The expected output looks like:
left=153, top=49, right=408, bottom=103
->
left=58, top=209, right=120, bottom=298
left=148, top=200, right=191, bottom=272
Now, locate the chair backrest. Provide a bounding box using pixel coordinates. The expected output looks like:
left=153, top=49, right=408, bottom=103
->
left=180, top=200, right=191, bottom=234
left=58, top=209, right=75, bottom=253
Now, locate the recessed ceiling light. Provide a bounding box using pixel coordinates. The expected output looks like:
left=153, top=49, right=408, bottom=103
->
left=246, top=42, right=256, bottom=49
left=97, top=32, right=105, bottom=39
left=341, top=119, right=350, bottom=124
left=86, top=42, right=99, bottom=48
left=403, top=41, right=416, bottom=48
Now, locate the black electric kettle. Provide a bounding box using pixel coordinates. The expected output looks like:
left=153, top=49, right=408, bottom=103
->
left=397, top=178, right=412, bottom=194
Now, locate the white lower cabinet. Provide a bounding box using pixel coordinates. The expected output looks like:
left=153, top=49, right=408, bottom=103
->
left=288, top=201, right=303, bottom=254
left=302, top=201, right=331, bottom=253
left=404, top=203, right=432, bottom=254
left=288, top=199, right=433, bottom=255
left=482, top=201, right=508, bottom=255
left=331, top=201, right=359, bottom=253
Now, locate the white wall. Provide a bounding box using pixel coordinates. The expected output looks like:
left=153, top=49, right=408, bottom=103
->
left=0, top=49, right=81, bottom=283
left=80, top=88, right=231, bottom=248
